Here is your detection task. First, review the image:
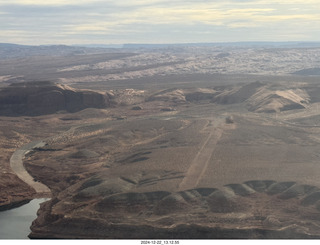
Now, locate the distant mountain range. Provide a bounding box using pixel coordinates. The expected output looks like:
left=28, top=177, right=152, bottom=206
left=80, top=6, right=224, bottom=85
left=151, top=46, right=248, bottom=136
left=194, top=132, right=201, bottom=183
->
left=1, top=42, right=320, bottom=59
left=0, top=43, right=119, bottom=59
left=122, top=41, right=320, bottom=49
left=2, top=41, right=320, bottom=50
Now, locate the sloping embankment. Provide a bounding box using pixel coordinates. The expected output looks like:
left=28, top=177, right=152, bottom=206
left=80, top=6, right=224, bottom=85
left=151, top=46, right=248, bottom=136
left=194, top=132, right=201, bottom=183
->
left=10, top=140, right=51, bottom=195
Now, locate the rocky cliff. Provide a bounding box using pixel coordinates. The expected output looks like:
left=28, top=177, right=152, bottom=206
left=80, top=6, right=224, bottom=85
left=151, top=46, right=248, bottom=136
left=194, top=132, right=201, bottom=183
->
left=0, top=81, right=111, bottom=116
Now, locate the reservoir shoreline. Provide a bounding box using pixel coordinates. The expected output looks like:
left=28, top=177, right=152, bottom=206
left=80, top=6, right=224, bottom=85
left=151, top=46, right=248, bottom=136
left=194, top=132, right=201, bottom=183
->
left=0, top=198, right=49, bottom=239
left=0, top=140, right=53, bottom=238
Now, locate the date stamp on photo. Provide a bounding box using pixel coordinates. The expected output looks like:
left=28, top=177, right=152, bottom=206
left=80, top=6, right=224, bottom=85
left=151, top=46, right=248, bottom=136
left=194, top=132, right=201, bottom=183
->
left=140, top=240, right=180, bottom=245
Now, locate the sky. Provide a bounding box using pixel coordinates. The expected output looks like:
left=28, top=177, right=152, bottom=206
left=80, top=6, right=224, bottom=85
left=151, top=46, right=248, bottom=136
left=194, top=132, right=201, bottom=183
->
left=1, top=0, right=320, bottom=45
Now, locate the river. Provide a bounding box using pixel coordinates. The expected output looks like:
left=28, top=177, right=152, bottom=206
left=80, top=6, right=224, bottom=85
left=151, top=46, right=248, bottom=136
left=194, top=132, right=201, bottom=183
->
left=0, top=198, right=48, bottom=239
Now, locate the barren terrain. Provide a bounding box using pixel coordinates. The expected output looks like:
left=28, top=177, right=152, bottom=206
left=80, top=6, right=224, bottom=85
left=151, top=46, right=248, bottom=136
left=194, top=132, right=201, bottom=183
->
left=1, top=44, right=320, bottom=238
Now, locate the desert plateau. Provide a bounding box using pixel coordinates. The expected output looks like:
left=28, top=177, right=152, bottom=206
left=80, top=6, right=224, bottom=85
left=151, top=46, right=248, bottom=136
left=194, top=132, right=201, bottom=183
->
left=2, top=43, right=320, bottom=239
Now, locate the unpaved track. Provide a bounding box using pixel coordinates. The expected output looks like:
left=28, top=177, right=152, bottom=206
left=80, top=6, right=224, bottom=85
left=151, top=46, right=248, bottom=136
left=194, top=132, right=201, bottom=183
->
left=10, top=140, right=51, bottom=195
left=178, top=118, right=224, bottom=191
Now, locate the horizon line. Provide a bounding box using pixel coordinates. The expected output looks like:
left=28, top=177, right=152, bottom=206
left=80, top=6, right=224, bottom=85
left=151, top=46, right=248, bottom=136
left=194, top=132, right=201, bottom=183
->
left=2, top=41, right=320, bottom=48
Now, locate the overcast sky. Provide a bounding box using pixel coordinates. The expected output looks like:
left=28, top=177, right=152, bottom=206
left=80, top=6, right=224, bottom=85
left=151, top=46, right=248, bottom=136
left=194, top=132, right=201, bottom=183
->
left=1, top=0, right=320, bottom=45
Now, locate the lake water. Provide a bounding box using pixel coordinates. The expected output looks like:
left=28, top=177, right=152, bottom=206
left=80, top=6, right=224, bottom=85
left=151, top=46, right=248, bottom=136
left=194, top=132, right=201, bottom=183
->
left=0, top=198, right=48, bottom=239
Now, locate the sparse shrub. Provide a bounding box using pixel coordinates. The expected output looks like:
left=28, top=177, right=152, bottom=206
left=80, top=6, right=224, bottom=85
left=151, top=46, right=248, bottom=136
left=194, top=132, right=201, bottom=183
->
left=131, top=106, right=143, bottom=110
left=225, top=115, right=234, bottom=124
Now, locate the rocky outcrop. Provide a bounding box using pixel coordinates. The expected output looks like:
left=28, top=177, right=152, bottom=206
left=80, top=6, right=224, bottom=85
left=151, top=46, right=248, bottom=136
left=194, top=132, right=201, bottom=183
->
left=0, top=81, right=111, bottom=116
left=211, top=81, right=310, bottom=113
left=147, top=88, right=186, bottom=103
left=246, top=88, right=309, bottom=113
left=185, top=88, right=217, bottom=102
left=213, top=81, right=265, bottom=104
left=0, top=199, right=31, bottom=211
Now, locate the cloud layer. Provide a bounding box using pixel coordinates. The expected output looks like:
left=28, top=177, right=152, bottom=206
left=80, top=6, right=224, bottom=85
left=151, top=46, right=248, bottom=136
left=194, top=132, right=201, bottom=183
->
left=0, top=0, right=319, bottom=45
